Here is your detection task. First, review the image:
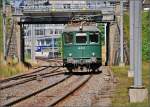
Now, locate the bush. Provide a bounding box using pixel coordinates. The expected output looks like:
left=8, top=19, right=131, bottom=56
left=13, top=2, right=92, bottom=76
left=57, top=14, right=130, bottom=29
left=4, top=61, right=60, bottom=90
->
left=124, top=12, right=150, bottom=61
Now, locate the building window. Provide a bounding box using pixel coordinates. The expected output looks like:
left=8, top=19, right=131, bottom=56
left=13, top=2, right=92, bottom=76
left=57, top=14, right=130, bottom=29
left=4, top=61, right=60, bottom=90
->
left=74, top=4, right=79, bottom=9
left=35, top=29, right=45, bottom=36
left=54, top=29, right=59, bottom=34
left=45, top=39, right=51, bottom=46
left=37, top=40, right=41, bottom=46
left=63, top=4, right=71, bottom=9
left=41, top=40, right=45, bottom=46
left=49, top=29, right=53, bottom=34
left=58, top=29, right=62, bottom=34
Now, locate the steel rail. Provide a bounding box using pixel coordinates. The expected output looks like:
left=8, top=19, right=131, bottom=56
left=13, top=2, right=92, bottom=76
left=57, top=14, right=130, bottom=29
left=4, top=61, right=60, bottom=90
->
left=0, top=59, right=62, bottom=83
left=48, top=75, right=92, bottom=106
left=0, top=66, right=49, bottom=83
left=2, top=75, right=72, bottom=107
left=0, top=68, right=63, bottom=90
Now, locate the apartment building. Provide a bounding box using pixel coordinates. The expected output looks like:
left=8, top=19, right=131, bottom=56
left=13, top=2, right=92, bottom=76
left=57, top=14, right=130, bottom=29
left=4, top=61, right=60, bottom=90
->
left=24, top=24, right=64, bottom=58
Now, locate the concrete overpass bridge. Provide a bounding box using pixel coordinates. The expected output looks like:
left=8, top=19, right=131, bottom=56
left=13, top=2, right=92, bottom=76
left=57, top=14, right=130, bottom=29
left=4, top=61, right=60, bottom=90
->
left=13, top=0, right=118, bottom=24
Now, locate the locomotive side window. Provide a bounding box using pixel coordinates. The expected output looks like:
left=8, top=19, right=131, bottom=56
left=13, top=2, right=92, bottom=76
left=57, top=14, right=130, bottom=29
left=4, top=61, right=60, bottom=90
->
left=64, top=33, right=73, bottom=44
left=89, top=33, right=99, bottom=43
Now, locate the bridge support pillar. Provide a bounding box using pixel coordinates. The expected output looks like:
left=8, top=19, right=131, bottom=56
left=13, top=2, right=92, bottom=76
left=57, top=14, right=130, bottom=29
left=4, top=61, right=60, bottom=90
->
left=19, top=24, right=25, bottom=63
left=129, top=0, right=148, bottom=102
left=31, top=24, right=36, bottom=62
left=106, top=23, right=110, bottom=66
left=16, top=23, right=21, bottom=62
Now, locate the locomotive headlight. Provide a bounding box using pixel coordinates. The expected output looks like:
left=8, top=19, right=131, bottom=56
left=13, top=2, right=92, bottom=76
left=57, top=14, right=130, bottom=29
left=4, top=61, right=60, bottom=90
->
left=92, top=52, right=95, bottom=56
left=69, top=53, right=72, bottom=57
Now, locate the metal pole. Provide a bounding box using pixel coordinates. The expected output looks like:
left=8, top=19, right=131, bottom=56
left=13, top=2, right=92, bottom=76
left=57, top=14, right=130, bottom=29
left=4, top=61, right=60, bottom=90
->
left=129, top=0, right=135, bottom=77
left=104, top=23, right=107, bottom=64
left=52, top=36, right=55, bottom=58
left=31, top=24, right=35, bottom=62
left=2, top=0, right=6, bottom=62
left=119, top=0, right=124, bottom=66
left=133, top=0, right=142, bottom=87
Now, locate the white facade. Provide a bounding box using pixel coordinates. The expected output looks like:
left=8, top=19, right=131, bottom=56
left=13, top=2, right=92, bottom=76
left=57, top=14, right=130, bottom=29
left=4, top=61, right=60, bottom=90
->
left=24, top=24, right=64, bottom=58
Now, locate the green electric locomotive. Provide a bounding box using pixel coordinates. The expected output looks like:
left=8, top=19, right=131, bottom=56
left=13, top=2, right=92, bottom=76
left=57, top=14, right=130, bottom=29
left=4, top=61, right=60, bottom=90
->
left=62, top=23, right=102, bottom=72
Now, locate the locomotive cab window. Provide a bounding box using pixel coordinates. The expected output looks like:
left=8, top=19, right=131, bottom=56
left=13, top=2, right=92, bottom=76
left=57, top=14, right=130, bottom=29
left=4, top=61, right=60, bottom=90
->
left=76, top=33, right=87, bottom=44
left=89, top=33, right=99, bottom=43
left=64, top=33, right=73, bottom=44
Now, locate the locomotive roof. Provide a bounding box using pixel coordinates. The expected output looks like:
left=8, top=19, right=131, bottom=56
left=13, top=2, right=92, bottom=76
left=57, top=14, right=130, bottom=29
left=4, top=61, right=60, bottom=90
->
left=63, top=25, right=99, bottom=32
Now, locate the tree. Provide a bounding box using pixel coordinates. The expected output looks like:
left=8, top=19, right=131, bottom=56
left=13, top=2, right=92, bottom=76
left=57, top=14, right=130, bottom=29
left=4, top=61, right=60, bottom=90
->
left=97, top=23, right=105, bottom=45
left=0, top=0, right=2, bottom=8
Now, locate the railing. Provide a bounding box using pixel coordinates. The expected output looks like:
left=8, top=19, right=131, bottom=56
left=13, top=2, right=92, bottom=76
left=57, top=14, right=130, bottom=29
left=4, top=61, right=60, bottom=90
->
left=22, top=4, right=115, bottom=13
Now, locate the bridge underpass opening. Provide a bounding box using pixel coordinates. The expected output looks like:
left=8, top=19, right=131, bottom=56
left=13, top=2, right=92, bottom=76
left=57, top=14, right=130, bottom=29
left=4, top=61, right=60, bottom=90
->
left=18, top=3, right=115, bottom=63
left=19, top=22, right=111, bottom=65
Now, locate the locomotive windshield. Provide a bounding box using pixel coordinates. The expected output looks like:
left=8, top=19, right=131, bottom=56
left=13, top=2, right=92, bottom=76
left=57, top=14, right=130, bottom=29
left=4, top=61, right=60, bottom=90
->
left=89, top=33, right=99, bottom=43
left=64, top=33, right=73, bottom=44
left=76, top=33, right=87, bottom=44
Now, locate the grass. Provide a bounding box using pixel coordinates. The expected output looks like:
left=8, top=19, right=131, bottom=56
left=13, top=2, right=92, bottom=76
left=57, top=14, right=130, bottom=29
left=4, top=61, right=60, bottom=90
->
left=0, top=63, right=28, bottom=79
left=111, top=62, right=150, bottom=107
left=0, top=12, right=28, bottom=79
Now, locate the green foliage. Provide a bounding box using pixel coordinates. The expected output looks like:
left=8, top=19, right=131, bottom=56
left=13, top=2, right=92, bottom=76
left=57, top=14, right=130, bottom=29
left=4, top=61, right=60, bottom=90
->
left=0, top=0, right=11, bottom=6
left=97, top=23, right=105, bottom=45
left=123, top=13, right=129, bottom=47
left=25, top=50, right=31, bottom=60
left=142, top=12, right=150, bottom=61
left=0, top=15, right=3, bottom=53
left=56, top=36, right=62, bottom=57
left=0, top=0, right=2, bottom=8
left=123, top=12, right=150, bottom=61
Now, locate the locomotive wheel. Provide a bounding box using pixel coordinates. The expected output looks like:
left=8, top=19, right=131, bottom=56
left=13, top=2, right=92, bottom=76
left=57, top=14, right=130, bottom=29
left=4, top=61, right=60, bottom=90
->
left=91, top=63, right=97, bottom=72
left=68, top=68, right=73, bottom=72
left=66, top=63, right=74, bottom=72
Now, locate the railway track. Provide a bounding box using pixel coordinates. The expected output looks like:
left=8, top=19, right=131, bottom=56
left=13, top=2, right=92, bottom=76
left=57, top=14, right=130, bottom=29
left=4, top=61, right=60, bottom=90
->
left=7, top=74, right=92, bottom=107
left=0, top=59, right=62, bottom=84
left=49, top=75, right=92, bottom=106
left=0, top=59, right=70, bottom=106
left=1, top=75, right=71, bottom=107
left=1, top=66, right=114, bottom=107
left=0, top=69, right=64, bottom=90
left=1, top=73, right=92, bottom=107
left=0, top=59, right=65, bottom=90
left=1, top=58, right=111, bottom=107
left=0, top=66, right=48, bottom=83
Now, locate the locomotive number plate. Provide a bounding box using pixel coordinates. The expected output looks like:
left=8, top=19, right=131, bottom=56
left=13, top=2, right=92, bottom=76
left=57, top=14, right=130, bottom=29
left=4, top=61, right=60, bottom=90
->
left=78, top=47, right=85, bottom=50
